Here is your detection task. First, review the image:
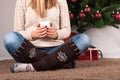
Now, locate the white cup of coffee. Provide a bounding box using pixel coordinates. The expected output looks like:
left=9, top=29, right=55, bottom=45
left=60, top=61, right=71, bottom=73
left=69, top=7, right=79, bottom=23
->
left=39, top=21, right=50, bottom=28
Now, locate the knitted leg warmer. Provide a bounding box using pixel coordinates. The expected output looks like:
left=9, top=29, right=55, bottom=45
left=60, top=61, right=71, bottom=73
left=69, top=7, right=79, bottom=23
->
left=32, top=40, right=80, bottom=71
left=12, top=39, right=47, bottom=63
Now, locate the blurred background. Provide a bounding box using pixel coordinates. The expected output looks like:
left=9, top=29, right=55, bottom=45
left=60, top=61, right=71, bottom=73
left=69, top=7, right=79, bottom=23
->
left=0, top=0, right=15, bottom=60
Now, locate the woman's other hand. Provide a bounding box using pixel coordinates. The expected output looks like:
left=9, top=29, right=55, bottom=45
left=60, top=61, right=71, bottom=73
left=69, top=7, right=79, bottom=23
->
left=47, top=24, right=58, bottom=39
left=31, top=24, right=47, bottom=39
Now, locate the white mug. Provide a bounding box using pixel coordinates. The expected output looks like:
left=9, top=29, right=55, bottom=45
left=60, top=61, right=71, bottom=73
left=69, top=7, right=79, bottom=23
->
left=39, top=21, right=50, bottom=28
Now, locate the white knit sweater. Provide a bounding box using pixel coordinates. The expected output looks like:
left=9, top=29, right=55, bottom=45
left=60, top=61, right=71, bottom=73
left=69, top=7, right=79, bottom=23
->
left=14, top=0, right=71, bottom=47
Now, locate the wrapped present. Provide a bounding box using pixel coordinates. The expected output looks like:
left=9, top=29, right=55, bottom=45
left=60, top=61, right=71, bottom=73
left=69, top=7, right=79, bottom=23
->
left=76, top=46, right=103, bottom=61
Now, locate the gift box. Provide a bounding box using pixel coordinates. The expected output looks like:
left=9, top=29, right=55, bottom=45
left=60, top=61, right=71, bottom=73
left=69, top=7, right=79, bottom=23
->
left=76, top=47, right=103, bottom=61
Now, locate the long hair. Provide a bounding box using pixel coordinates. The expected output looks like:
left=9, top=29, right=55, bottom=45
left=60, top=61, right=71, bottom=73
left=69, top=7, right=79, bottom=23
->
left=30, top=0, right=57, bottom=18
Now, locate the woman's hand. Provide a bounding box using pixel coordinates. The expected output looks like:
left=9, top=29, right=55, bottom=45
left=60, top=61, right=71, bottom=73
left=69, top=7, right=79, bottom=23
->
left=31, top=24, right=47, bottom=39
left=47, top=24, right=58, bottom=39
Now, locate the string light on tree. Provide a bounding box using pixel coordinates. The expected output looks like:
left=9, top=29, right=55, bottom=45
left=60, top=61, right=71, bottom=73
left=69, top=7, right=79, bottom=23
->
left=112, top=11, right=115, bottom=16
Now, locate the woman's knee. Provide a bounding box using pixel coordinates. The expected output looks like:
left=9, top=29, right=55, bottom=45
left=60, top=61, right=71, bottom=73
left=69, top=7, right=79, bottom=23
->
left=4, top=32, right=24, bottom=53
left=72, top=33, right=90, bottom=52
left=4, top=32, right=23, bottom=45
left=77, top=34, right=90, bottom=45
left=72, top=33, right=90, bottom=44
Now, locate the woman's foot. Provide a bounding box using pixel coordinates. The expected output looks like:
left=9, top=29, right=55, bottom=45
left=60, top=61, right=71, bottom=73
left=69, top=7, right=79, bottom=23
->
left=10, top=63, right=35, bottom=73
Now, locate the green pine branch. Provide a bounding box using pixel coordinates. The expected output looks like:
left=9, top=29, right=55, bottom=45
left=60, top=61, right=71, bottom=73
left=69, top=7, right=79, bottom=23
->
left=67, top=0, right=120, bottom=32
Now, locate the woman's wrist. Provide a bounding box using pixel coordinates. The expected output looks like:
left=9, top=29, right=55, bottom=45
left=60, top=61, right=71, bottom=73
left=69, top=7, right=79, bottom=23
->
left=54, top=32, right=58, bottom=39
left=31, top=31, right=37, bottom=39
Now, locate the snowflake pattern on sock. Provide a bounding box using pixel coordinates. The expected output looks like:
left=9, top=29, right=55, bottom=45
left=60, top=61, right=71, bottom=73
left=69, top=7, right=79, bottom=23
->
left=29, top=48, right=36, bottom=58
left=57, top=51, right=68, bottom=62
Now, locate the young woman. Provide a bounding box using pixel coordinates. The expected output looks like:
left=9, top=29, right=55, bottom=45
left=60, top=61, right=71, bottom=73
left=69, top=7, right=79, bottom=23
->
left=4, top=0, right=90, bottom=73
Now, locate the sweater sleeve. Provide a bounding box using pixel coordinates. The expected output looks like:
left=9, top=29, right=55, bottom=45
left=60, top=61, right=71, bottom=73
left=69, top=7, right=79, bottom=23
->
left=14, top=0, right=33, bottom=40
left=57, top=0, right=71, bottom=40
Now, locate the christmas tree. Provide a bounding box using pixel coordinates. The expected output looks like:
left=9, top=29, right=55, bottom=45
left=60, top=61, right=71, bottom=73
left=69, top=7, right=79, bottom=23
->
left=67, top=0, right=120, bottom=32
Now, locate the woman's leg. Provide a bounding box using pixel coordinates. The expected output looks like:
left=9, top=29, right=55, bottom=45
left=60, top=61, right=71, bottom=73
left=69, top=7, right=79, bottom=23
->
left=71, top=33, right=90, bottom=54
left=10, top=33, right=90, bottom=72
left=4, top=32, right=47, bottom=63
left=4, top=32, right=24, bottom=61
left=4, top=32, right=34, bottom=72
left=32, top=33, right=90, bottom=71
left=45, top=33, right=90, bottom=55
left=38, top=46, right=76, bottom=69
left=4, top=32, right=48, bottom=73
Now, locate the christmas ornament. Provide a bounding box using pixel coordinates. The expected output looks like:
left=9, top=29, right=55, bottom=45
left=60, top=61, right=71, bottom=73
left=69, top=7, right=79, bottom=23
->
left=94, top=11, right=102, bottom=19
left=67, top=0, right=120, bottom=31
left=69, top=13, right=74, bottom=19
left=71, top=0, right=77, bottom=3
left=84, top=5, right=91, bottom=13
left=79, top=10, right=86, bottom=19
left=114, top=12, right=120, bottom=21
